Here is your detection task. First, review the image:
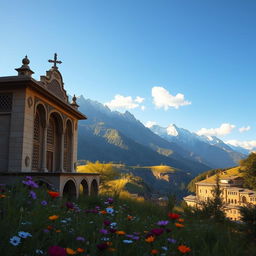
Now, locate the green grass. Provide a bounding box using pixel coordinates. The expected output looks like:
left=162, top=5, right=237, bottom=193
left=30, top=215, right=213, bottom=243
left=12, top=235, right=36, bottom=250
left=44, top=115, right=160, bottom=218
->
left=0, top=179, right=255, bottom=256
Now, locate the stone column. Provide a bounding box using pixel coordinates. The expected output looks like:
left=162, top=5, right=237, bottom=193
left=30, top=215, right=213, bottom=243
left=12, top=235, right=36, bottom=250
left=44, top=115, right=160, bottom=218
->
left=41, top=126, right=48, bottom=172
left=60, top=132, right=64, bottom=172
left=70, top=133, right=74, bottom=172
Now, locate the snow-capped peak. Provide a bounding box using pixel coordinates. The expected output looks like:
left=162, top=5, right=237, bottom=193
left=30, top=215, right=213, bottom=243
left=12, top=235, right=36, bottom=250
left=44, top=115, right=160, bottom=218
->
left=167, top=124, right=179, bottom=136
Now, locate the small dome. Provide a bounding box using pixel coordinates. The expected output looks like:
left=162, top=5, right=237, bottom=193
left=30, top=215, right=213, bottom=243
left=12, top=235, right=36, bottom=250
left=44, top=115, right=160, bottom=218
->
left=22, top=55, right=30, bottom=65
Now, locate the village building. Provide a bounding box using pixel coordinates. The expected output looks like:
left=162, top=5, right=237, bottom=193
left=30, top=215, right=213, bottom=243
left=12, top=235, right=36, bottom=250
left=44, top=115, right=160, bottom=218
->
left=184, top=174, right=256, bottom=221
left=0, top=54, right=99, bottom=197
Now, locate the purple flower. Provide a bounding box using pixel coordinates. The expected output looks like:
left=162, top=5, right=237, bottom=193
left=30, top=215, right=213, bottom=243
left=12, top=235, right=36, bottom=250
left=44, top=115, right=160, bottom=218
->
left=76, top=236, right=86, bottom=242
left=105, top=197, right=114, bottom=204
left=157, top=220, right=169, bottom=226
left=29, top=190, right=37, bottom=200
left=103, top=220, right=111, bottom=226
left=23, top=179, right=39, bottom=189
left=66, top=202, right=74, bottom=210
left=99, top=229, right=109, bottom=235
left=41, top=200, right=47, bottom=206
left=167, top=238, right=177, bottom=244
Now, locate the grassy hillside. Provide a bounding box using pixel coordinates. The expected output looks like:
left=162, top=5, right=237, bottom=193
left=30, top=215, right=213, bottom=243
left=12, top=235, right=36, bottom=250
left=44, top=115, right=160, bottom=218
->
left=78, top=162, right=191, bottom=199
left=187, top=166, right=244, bottom=192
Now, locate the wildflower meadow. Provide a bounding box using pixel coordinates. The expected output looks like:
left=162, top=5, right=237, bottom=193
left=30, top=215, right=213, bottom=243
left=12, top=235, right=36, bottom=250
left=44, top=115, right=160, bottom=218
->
left=0, top=177, right=255, bottom=256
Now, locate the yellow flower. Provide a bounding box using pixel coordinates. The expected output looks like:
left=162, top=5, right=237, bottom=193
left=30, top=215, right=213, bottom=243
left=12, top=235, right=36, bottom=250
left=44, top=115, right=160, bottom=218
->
left=48, top=215, right=59, bottom=221
left=145, top=236, right=155, bottom=243
left=175, top=223, right=184, bottom=228
left=116, top=230, right=126, bottom=235
left=66, top=248, right=76, bottom=255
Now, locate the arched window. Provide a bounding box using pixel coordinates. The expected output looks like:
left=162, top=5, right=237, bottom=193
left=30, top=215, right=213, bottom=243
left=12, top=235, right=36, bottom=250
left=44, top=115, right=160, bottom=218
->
left=64, top=120, right=72, bottom=172
left=63, top=180, right=77, bottom=198
left=242, top=196, right=247, bottom=204
left=47, top=113, right=62, bottom=172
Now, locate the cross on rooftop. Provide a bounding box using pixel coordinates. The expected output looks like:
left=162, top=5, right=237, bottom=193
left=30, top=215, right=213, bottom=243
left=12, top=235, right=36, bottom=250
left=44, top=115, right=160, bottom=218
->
left=48, top=53, right=62, bottom=69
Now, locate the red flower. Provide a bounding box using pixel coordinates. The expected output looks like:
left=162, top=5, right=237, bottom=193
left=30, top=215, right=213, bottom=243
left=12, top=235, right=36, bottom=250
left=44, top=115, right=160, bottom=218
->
left=48, top=245, right=67, bottom=256
left=150, top=228, right=164, bottom=236
left=168, top=213, right=180, bottom=220
left=48, top=191, right=60, bottom=199
left=97, top=243, right=108, bottom=251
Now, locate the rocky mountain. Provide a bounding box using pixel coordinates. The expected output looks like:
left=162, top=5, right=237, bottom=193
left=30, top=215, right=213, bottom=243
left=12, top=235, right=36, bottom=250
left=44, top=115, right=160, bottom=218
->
left=77, top=96, right=211, bottom=175
left=76, top=96, right=245, bottom=176
left=149, top=124, right=246, bottom=169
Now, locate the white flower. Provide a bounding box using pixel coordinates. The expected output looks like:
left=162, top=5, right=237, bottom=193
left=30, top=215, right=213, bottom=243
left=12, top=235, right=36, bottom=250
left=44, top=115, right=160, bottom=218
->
left=106, top=207, right=114, bottom=214
left=10, top=236, right=21, bottom=246
left=162, top=246, right=168, bottom=251
left=18, top=231, right=32, bottom=238
left=110, top=222, right=117, bottom=227
left=101, top=237, right=110, bottom=241
left=36, top=249, right=44, bottom=254
left=123, top=239, right=133, bottom=244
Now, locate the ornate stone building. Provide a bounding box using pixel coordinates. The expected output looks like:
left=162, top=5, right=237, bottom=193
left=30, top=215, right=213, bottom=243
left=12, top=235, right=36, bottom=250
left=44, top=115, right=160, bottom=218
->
left=184, top=174, right=256, bottom=221
left=0, top=54, right=99, bottom=197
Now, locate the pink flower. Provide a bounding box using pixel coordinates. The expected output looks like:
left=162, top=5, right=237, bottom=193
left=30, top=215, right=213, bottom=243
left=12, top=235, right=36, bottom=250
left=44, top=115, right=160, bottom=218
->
left=48, top=245, right=67, bottom=256
left=150, top=228, right=164, bottom=236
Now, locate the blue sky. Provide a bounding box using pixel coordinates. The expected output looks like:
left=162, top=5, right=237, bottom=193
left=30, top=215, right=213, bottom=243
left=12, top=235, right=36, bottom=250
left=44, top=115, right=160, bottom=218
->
left=0, top=0, right=255, bottom=149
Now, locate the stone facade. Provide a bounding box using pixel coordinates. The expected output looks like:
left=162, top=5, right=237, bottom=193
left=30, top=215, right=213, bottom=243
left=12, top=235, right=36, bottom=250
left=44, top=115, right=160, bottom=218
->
left=0, top=55, right=99, bottom=197
left=184, top=175, right=256, bottom=221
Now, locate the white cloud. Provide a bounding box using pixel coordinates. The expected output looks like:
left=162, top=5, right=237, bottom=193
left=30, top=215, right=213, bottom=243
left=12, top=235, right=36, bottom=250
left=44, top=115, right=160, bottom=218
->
left=239, top=126, right=251, bottom=133
left=145, top=121, right=157, bottom=128
left=226, top=140, right=256, bottom=151
left=135, top=96, right=144, bottom=103
left=152, top=86, right=191, bottom=110
left=105, top=94, right=145, bottom=110
left=197, top=123, right=236, bottom=137
left=141, top=105, right=146, bottom=111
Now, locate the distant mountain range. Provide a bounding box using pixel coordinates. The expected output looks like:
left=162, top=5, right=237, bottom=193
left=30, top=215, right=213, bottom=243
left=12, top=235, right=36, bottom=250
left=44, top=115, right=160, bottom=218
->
left=76, top=96, right=246, bottom=176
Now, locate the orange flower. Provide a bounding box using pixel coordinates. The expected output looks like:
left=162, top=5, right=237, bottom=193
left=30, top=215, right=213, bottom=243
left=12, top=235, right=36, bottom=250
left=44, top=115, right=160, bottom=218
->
left=108, top=247, right=116, bottom=252
left=127, top=215, right=133, bottom=220
left=48, top=191, right=60, bottom=198
left=47, top=225, right=53, bottom=230
left=100, top=210, right=107, bottom=214
left=0, top=194, right=6, bottom=198
left=76, top=248, right=85, bottom=253
left=175, top=223, right=184, bottom=228
left=55, top=229, right=61, bottom=233
left=66, top=248, right=76, bottom=255
left=116, top=230, right=126, bottom=235
left=106, top=242, right=113, bottom=246
left=151, top=249, right=159, bottom=254
left=145, top=236, right=155, bottom=243
left=48, top=215, right=59, bottom=221
left=178, top=245, right=191, bottom=253
left=178, top=218, right=184, bottom=222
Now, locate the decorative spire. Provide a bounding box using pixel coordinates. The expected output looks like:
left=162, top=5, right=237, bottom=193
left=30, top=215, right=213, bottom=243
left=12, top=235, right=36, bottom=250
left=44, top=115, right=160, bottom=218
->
left=70, top=94, right=79, bottom=109
left=48, top=53, right=62, bottom=69
left=15, top=55, right=34, bottom=77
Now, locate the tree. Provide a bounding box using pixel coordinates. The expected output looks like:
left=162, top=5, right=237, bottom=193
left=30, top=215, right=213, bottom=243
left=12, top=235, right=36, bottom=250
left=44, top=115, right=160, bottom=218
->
left=239, top=205, right=256, bottom=238
left=193, top=175, right=226, bottom=221
left=240, top=153, right=256, bottom=190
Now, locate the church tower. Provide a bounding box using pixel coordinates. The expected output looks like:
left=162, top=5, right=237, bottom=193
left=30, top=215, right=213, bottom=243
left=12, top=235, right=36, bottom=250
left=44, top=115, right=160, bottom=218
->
left=0, top=55, right=99, bottom=197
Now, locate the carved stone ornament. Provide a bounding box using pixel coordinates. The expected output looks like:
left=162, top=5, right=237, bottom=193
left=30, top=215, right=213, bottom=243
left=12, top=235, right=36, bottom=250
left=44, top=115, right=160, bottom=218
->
left=27, top=97, right=33, bottom=108
left=40, top=54, right=68, bottom=103
left=25, top=156, right=30, bottom=167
